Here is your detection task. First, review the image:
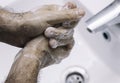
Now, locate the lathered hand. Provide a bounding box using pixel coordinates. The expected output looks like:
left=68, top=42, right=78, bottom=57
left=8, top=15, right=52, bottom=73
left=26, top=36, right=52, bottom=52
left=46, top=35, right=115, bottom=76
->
left=0, top=2, right=84, bottom=47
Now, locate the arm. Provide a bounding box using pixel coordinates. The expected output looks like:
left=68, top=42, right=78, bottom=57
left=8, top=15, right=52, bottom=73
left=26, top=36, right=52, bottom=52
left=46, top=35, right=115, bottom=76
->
left=5, top=36, right=54, bottom=83
left=5, top=35, right=74, bottom=83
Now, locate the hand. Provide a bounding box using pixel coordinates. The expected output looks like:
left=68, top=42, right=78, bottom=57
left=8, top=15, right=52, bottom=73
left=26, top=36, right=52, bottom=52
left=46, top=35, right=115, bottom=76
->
left=0, top=2, right=85, bottom=47
left=17, top=2, right=85, bottom=66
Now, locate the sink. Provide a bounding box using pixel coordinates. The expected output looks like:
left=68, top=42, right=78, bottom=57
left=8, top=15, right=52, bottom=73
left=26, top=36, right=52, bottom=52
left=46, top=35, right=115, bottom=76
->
left=0, top=0, right=120, bottom=83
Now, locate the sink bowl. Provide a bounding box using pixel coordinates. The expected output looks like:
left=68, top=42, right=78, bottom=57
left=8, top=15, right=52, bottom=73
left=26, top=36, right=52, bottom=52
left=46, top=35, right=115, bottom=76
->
left=0, top=0, right=120, bottom=83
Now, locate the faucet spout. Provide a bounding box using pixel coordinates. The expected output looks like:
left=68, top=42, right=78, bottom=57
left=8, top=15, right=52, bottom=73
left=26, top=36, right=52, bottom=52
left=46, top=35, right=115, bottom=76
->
left=86, top=0, right=120, bottom=33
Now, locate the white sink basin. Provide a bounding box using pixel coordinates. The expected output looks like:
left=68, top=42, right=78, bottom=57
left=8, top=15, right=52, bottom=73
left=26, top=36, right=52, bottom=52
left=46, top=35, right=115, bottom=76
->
left=0, top=0, right=120, bottom=83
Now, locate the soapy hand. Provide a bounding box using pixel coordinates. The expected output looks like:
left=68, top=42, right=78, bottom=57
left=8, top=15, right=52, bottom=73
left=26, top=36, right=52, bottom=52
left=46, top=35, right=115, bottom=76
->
left=44, top=2, right=79, bottom=49
left=0, top=2, right=85, bottom=48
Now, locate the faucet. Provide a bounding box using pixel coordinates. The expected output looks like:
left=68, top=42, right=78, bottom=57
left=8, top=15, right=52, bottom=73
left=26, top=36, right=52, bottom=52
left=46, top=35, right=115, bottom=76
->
left=86, top=0, right=120, bottom=33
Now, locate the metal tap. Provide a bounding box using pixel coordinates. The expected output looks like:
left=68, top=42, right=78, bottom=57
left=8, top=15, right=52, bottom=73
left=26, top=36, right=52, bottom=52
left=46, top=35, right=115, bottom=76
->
left=86, top=0, right=120, bottom=33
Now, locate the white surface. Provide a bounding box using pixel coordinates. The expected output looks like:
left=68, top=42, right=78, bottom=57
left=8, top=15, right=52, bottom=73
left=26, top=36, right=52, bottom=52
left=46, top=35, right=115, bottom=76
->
left=79, top=0, right=114, bottom=14
left=0, top=0, right=120, bottom=83
left=0, top=0, right=16, bottom=7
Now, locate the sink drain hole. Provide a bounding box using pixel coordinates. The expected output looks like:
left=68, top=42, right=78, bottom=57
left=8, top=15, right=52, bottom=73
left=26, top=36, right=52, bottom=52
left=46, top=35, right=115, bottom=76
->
left=61, top=66, right=89, bottom=83
left=66, top=72, right=84, bottom=83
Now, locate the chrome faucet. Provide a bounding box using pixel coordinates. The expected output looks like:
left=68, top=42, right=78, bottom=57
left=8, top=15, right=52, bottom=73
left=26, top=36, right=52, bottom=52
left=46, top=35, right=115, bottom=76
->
left=86, top=0, right=120, bottom=33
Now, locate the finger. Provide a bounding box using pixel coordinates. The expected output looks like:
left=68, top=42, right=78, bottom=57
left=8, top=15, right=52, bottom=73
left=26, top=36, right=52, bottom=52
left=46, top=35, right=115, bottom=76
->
left=62, top=2, right=79, bottom=28
left=52, top=19, right=79, bottom=28
left=49, top=37, right=74, bottom=48
left=50, top=38, right=74, bottom=63
left=35, top=2, right=77, bottom=12
left=45, top=27, right=74, bottom=40
left=62, top=20, right=79, bottom=28
left=63, top=2, right=77, bottom=9
left=46, top=8, right=85, bottom=25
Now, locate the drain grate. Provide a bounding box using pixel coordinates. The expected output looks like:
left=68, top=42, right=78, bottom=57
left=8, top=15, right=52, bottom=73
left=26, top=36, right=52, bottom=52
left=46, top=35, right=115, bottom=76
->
left=61, top=66, right=89, bottom=83
left=66, top=72, right=84, bottom=83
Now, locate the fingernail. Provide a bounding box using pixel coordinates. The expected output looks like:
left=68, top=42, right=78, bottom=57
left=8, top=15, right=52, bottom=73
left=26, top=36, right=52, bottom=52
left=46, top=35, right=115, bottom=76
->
left=49, top=39, right=58, bottom=48
left=45, top=27, right=56, bottom=38
left=77, top=9, right=85, bottom=16
left=63, top=2, right=77, bottom=9
left=74, top=9, right=85, bottom=18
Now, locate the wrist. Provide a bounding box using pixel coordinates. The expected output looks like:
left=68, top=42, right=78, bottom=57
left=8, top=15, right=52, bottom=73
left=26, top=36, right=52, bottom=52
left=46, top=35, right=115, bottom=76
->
left=23, top=51, right=55, bottom=68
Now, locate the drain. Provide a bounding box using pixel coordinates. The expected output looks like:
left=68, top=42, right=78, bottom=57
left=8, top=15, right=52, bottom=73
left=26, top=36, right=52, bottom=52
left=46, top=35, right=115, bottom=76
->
left=66, top=72, right=84, bottom=83
left=61, top=66, right=89, bottom=83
